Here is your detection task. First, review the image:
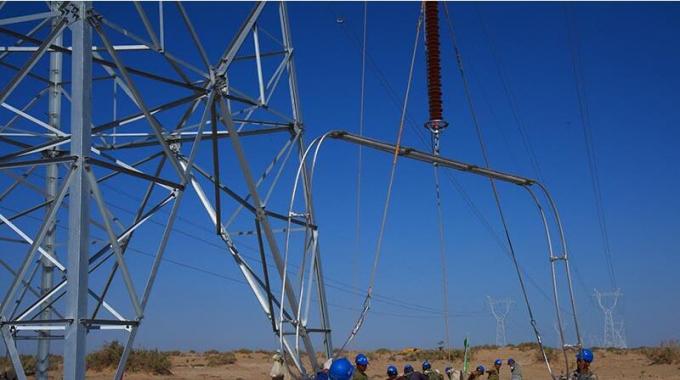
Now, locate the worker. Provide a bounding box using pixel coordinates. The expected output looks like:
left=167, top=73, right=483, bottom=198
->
left=422, top=360, right=442, bottom=380
left=485, top=359, right=502, bottom=380
left=354, top=353, right=369, bottom=380
left=315, top=359, right=333, bottom=380
left=402, top=364, right=428, bottom=380
left=445, top=366, right=462, bottom=380
left=507, top=358, right=523, bottom=380
left=570, top=348, right=598, bottom=380
left=329, top=357, right=355, bottom=380
left=270, top=351, right=285, bottom=380
left=466, top=365, right=485, bottom=380
left=387, top=365, right=399, bottom=379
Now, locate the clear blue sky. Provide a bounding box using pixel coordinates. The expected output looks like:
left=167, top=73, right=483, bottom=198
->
left=0, top=2, right=679, bottom=354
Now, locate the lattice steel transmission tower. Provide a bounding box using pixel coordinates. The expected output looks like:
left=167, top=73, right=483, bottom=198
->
left=0, top=2, right=331, bottom=379
left=487, top=296, right=513, bottom=346
left=593, top=289, right=626, bottom=348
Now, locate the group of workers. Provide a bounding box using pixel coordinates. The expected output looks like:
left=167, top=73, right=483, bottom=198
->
left=303, top=348, right=597, bottom=380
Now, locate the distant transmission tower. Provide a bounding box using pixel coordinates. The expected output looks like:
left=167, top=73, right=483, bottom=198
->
left=487, top=296, right=513, bottom=346
left=593, top=289, right=627, bottom=348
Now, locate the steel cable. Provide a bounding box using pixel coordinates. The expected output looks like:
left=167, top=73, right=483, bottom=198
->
left=443, top=4, right=554, bottom=376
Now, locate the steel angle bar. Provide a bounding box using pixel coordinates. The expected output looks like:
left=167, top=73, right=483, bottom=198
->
left=301, top=230, right=319, bottom=326
left=233, top=50, right=286, bottom=62
left=99, top=126, right=289, bottom=151
left=8, top=259, right=41, bottom=319
left=216, top=2, right=267, bottom=75
left=132, top=2, right=160, bottom=49
left=2, top=167, right=49, bottom=197
left=217, top=96, right=319, bottom=372
left=329, top=131, right=535, bottom=186
left=85, top=169, right=143, bottom=318
left=1, top=326, right=27, bottom=380
left=0, top=134, right=31, bottom=149
left=255, top=218, right=278, bottom=333
left=91, top=156, right=168, bottom=320
left=253, top=25, right=266, bottom=104
left=188, top=161, right=311, bottom=228
left=87, top=192, right=175, bottom=266
left=87, top=157, right=183, bottom=190
left=93, top=93, right=205, bottom=135
left=98, top=13, right=202, bottom=81
left=96, top=151, right=164, bottom=183
left=92, top=24, right=189, bottom=182
left=175, top=2, right=211, bottom=71
left=0, top=87, right=49, bottom=133
left=0, top=11, right=57, bottom=27
left=181, top=160, right=283, bottom=318
left=0, top=59, right=52, bottom=85
left=90, top=148, right=175, bottom=192
left=0, top=25, right=202, bottom=91
left=0, top=201, right=52, bottom=229
left=0, top=213, right=65, bottom=271
left=0, top=236, right=26, bottom=244
left=0, top=137, right=69, bottom=162
left=0, top=16, right=51, bottom=62
left=225, top=133, right=299, bottom=227
left=210, top=100, right=222, bottom=234
left=0, top=166, right=36, bottom=201
left=0, top=45, right=149, bottom=52
left=0, top=17, right=67, bottom=105
left=15, top=280, right=66, bottom=321
left=85, top=289, right=128, bottom=323
left=0, top=165, right=74, bottom=318
left=0, top=102, right=65, bottom=136
left=115, top=187, right=186, bottom=380
left=280, top=2, right=303, bottom=125
left=230, top=227, right=305, bottom=236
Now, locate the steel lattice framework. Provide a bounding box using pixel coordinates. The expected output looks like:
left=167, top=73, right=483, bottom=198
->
left=487, top=296, right=513, bottom=347
left=594, top=289, right=627, bottom=349
left=0, top=2, right=592, bottom=379
left=0, top=2, right=332, bottom=379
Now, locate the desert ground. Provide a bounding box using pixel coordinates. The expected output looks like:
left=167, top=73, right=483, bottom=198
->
left=29, top=345, right=678, bottom=379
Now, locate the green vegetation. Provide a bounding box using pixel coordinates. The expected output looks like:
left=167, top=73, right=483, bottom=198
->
left=86, top=341, right=172, bottom=375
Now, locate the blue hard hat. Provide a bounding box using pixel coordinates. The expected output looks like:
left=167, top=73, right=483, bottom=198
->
left=477, top=365, right=485, bottom=374
left=507, top=358, right=515, bottom=365
left=355, top=353, right=369, bottom=366
left=445, top=367, right=452, bottom=373
left=404, top=364, right=414, bottom=373
left=387, top=365, right=398, bottom=376
left=422, top=360, right=431, bottom=370
left=329, top=357, right=355, bottom=380
left=576, top=348, right=594, bottom=363
left=494, top=359, right=502, bottom=366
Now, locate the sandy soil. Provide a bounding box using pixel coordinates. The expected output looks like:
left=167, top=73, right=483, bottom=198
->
left=43, top=348, right=680, bottom=379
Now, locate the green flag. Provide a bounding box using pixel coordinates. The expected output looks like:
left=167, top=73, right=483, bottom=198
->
left=463, top=337, right=470, bottom=373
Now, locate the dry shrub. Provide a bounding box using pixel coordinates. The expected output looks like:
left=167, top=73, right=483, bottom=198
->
left=536, top=347, right=558, bottom=362
left=0, top=356, right=37, bottom=375
left=206, top=352, right=237, bottom=367
left=86, top=341, right=172, bottom=375
left=643, top=341, right=680, bottom=365
left=516, top=342, right=540, bottom=351
left=402, top=348, right=468, bottom=362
